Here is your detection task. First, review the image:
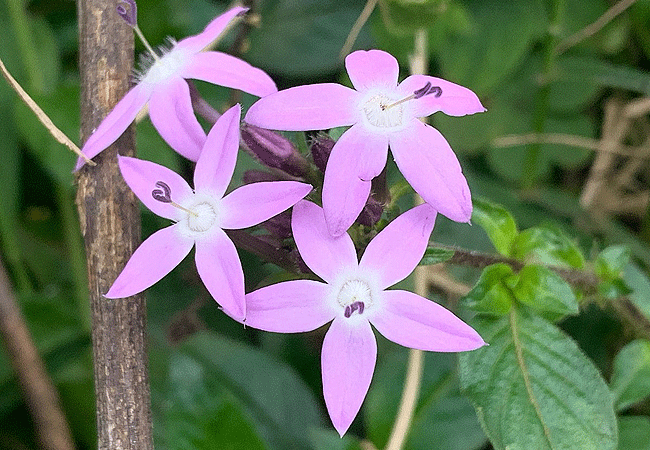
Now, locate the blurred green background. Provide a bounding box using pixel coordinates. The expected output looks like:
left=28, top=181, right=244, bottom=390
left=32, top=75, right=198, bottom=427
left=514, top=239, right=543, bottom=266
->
left=2, top=0, right=650, bottom=448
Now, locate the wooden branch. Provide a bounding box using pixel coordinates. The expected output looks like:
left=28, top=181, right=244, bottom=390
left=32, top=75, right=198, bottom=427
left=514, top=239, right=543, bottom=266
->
left=76, top=1, right=153, bottom=448
left=0, top=258, right=75, bottom=450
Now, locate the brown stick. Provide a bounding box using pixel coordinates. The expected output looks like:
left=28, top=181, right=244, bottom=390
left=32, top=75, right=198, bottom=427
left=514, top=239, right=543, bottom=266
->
left=76, top=1, right=153, bottom=449
left=0, top=257, right=76, bottom=450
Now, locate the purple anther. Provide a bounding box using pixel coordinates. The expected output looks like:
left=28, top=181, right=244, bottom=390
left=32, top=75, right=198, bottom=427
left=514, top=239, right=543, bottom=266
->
left=152, top=181, right=172, bottom=203
left=116, top=0, right=137, bottom=28
left=413, top=81, right=442, bottom=99
left=344, top=301, right=365, bottom=318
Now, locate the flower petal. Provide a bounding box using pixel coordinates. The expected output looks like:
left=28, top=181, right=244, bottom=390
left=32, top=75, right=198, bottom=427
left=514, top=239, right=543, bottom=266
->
left=338, top=124, right=389, bottom=181
left=118, top=155, right=193, bottom=221
left=345, top=49, right=399, bottom=91
left=182, top=52, right=277, bottom=98
left=220, top=181, right=311, bottom=229
left=194, top=104, right=241, bottom=197
left=372, top=290, right=486, bottom=351
left=397, top=74, right=486, bottom=118
left=149, top=77, right=206, bottom=161
left=195, top=228, right=246, bottom=320
left=360, top=203, right=436, bottom=289
left=245, top=280, right=333, bottom=332
left=105, top=225, right=193, bottom=298
left=76, top=84, right=150, bottom=170
left=292, top=200, right=358, bottom=283
left=322, top=317, right=376, bottom=436
left=175, top=6, right=248, bottom=54
left=322, top=136, right=373, bottom=236
left=391, top=121, right=472, bottom=222
left=245, top=84, right=359, bottom=131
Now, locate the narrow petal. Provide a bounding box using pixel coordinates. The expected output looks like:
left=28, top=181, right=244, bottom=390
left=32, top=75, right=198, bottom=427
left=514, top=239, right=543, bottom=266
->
left=175, top=6, right=248, bottom=53
left=322, top=136, right=372, bottom=236
left=245, top=280, right=333, bottom=332
left=345, top=49, right=399, bottom=92
left=195, top=228, right=246, bottom=320
left=391, top=121, right=472, bottom=222
left=372, top=290, right=486, bottom=351
left=219, top=181, right=311, bottom=229
left=360, top=203, right=437, bottom=289
left=76, top=85, right=150, bottom=170
left=182, top=52, right=277, bottom=98
left=105, top=225, right=193, bottom=298
left=245, top=84, right=359, bottom=131
left=118, top=155, right=193, bottom=221
left=194, top=104, right=241, bottom=198
left=397, top=74, right=486, bottom=118
left=336, top=124, right=388, bottom=181
left=292, top=200, right=358, bottom=283
left=149, top=78, right=206, bottom=161
left=322, top=318, right=376, bottom=436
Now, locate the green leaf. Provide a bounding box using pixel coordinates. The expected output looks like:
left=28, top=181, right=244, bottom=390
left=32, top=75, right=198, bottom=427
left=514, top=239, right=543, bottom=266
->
left=510, top=265, right=579, bottom=322
left=366, top=349, right=485, bottom=450
left=419, top=246, right=455, bottom=266
left=625, top=264, right=650, bottom=321
left=172, top=331, right=325, bottom=450
left=381, top=0, right=449, bottom=32
left=460, top=308, right=618, bottom=450
left=618, top=416, right=650, bottom=450
left=558, top=55, right=650, bottom=96
left=471, top=197, right=518, bottom=256
left=512, top=224, right=585, bottom=269
left=595, top=246, right=631, bottom=281
left=462, top=263, right=515, bottom=316
left=308, top=428, right=362, bottom=450
left=610, top=340, right=650, bottom=411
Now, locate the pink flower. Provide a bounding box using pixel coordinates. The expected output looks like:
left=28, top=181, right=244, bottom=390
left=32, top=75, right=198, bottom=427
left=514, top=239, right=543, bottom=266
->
left=105, top=105, right=311, bottom=320
left=245, top=49, right=485, bottom=236
left=244, top=200, right=486, bottom=435
left=77, top=7, right=277, bottom=170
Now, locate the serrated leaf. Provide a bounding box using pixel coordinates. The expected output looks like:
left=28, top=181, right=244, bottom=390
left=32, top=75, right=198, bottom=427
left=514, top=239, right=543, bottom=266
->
left=596, top=245, right=631, bottom=281
left=618, top=416, right=650, bottom=450
left=471, top=198, right=518, bottom=256
left=366, top=349, right=484, bottom=450
left=511, top=265, right=578, bottom=322
left=610, top=340, right=650, bottom=411
left=459, top=308, right=617, bottom=450
left=419, top=246, right=455, bottom=266
left=462, top=263, right=515, bottom=315
left=512, top=224, right=585, bottom=269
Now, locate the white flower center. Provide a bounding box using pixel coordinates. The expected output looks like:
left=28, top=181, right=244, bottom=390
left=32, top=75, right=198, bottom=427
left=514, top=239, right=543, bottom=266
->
left=186, top=202, right=217, bottom=232
left=337, top=279, right=373, bottom=318
left=138, top=39, right=190, bottom=86
left=362, top=94, right=404, bottom=129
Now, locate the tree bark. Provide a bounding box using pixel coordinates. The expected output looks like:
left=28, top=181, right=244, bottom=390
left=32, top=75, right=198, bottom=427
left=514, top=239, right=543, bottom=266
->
left=76, top=1, right=153, bottom=448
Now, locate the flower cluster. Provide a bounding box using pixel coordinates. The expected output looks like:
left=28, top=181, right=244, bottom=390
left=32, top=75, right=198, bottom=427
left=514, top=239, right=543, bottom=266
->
left=81, top=5, right=486, bottom=437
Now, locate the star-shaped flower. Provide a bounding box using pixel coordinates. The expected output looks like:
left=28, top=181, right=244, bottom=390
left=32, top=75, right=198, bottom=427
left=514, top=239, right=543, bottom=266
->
left=105, top=105, right=311, bottom=320
left=77, top=6, right=277, bottom=170
left=245, top=49, right=485, bottom=236
left=244, top=200, right=486, bottom=435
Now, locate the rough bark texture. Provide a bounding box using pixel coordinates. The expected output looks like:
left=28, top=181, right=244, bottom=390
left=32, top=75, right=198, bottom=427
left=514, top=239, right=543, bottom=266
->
left=76, top=1, right=153, bottom=448
left=0, top=259, right=75, bottom=450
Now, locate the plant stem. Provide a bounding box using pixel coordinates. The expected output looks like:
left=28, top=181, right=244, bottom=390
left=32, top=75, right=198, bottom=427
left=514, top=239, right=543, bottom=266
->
left=520, top=0, right=564, bottom=190
left=76, top=0, right=153, bottom=447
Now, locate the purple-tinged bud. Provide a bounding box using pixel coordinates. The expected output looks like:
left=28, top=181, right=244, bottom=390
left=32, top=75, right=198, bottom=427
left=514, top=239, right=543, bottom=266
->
left=241, top=124, right=311, bottom=178
left=356, top=195, right=383, bottom=227
left=117, top=0, right=137, bottom=28
left=309, top=133, right=335, bottom=173
left=242, top=169, right=284, bottom=184
left=261, top=210, right=292, bottom=239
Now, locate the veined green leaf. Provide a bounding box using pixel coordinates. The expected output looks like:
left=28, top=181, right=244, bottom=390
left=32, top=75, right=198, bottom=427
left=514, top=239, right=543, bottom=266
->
left=610, top=340, right=650, bottom=411
left=471, top=198, right=518, bottom=256
left=419, top=246, right=456, bottom=266
left=512, top=224, right=585, bottom=269
left=462, top=263, right=515, bottom=315
left=618, top=416, right=650, bottom=450
left=460, top=308, right=617, bottom=450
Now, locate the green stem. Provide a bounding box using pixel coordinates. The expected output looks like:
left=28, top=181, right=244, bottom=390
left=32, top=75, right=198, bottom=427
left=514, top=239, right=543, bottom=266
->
left=6, top=0, right=44, bottom=92
left=55, top=184, right=91, bottom=333
left=520, top=0, right=564, bottom=190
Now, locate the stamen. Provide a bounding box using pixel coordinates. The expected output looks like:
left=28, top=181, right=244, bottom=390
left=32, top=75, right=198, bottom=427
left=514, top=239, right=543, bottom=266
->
left=117, top=0, right=160, bottom=61
left=151, top=181, right=197, bottom=216
left=344, top=301, right=365, bottom=318
left=381, top=82, right=443, bottom=111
